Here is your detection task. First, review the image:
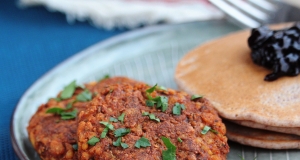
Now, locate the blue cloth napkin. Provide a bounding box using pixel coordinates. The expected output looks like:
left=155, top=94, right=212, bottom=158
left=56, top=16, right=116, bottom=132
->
left=0, top=0, right=126, bottom=159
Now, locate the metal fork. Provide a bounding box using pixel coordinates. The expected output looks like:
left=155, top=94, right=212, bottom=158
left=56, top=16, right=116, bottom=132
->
left=210, top=0, right=300, bottom=28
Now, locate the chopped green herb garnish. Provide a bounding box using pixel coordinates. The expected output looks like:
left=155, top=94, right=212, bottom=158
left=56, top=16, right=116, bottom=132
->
left=101, top=128, right=109, bottom=138
left=146, top=100, right=155, bottom=107
left=201, top=126, right=211, bottom=134
left=121, top=142, right=129, bottom=149
left=99, top=74, right=110, bottom=82
left=76, top=89, right=92, bottom=102
left=113, top=137, right=129, bottom=149
left=114, top=128, right=130, bottom=137
left=72, top=144, right=78, bottom=150
left=177, top=137, right=182, bottom=143
left=142, top=112, right=149, bottom=116
left=60, top=80, right=76, bottom=100
left=172, top=103, right=185, bottom=115
left=109, top=89, right=114, bottom=93
left=109, top=117, right=119, bottom=122
left=210, top=129, right=218, bottom=134
left=87, top=136, right=100, bottom=146
left=113, top=137, right=122, bottom=146
left=46, top=107, right=65, bottom=114
left=149, top=114, right=160, bottom=122
left=191, top=94, right=203, bottom=100
left=201, top=125, right=218, bottom=134
left=157, top=85, right=167, bottom=91
left=142, top=112, right=160, bottom=122
left=146, top=84, right=169, bottom=111
left=153, top=96, right=168, bottom=112
left=135, top=137, right=151, bottom=148
left=60, top=109, right=78, bottom=120
left=100, top=121, right=114, bottom=130
left=146, top=84, right=157, bottom=94
left=161, top=137, right=176, bottom=160
left=46, top=107, right=78, bottom=120
left=118, top=113, right=125, bottom=123
left=99, top=121, right=114, bottom=138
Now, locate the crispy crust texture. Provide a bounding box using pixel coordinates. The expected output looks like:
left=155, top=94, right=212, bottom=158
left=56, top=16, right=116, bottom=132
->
left=27, top=77, right=141, bottom=160
left=27, top=86, right=92, bottom=160
left=77, top=82, right=229, bottom=160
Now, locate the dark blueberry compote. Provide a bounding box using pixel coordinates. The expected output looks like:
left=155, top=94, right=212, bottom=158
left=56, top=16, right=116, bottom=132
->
left=248, top=22, right=300, bottom=81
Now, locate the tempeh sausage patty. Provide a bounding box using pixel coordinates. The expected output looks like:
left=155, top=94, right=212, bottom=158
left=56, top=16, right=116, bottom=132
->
left=77, top=82, right=229, bottom=160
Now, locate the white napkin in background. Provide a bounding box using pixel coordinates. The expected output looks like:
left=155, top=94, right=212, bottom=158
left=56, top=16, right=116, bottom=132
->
left=18, top=0, right=223, bottom=29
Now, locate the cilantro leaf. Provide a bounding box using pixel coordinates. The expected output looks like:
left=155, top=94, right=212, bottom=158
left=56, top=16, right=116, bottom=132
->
left=191, top=94, right=203, bottom=100
left=99, top=121, right=114, bottom=130
left=113, top=137, right=122, bottom=147
left=113, top=137, right=129, bottom=149
left=177, top=137, right=182, bottom=143
left=76, top=89, right=92, bottom=102
left=154, top=96, right=168, bottom=112
left=161, top=137, right=176, bottom=160
left=135, top=137, right=151, bottom=148
left=109, top=117, right=118, bottom=122
left=172, top=103, right=185, bottom=115
left=121, top=142, right=129, bottom=149
left=87, top=136, right=100, bottom=146
left=46, top=107, right=77, bottom=120
left=60, top=109, right=78, bottom=120
left=118, top=113, right=125, bottom=123
left=142, top=112, right=160, bottom=122
left=114, top=128, right=130, bottom=137
left=46, top=107, right=65, bottom=114
left=146, top=84, right=157, bottom=94
left=201, top=126, right=218, bottom=134
left=149, top=114, right=160, bottom=122
left=210, top=129, right=218, bottom=134
left=142, top=112, right=149, bottom=116
left=146, top=100, right=155, bottom=107
left=60, top=80, right=76, bottom=100
left=100, top=128, right=109, bottom=138
left=157, top=85, right=167, bottom=91
left=201, top=126, right=211, bottom=134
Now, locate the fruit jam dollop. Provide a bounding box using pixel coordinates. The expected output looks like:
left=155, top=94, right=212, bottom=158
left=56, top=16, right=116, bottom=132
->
left=248, top=22, right=300, bottom=81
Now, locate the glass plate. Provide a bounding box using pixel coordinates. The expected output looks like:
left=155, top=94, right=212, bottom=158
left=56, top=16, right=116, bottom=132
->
left=11, top=20, right=299, bottom=160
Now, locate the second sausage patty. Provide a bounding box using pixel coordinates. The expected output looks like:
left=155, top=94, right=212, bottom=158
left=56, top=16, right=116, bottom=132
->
left=77, top=81, right=229, bottom=160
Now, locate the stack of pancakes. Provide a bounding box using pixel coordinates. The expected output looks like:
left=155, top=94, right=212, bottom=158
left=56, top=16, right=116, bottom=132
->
left=175, top=23, right=300, bottom=149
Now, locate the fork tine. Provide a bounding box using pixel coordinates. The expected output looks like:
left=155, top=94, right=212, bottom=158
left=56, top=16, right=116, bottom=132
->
left=210, top=0, right=260, bottom=28
left=227, top=0, right=269, bottom=22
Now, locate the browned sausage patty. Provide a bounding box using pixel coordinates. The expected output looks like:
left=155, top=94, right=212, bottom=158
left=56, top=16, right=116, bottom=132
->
left=27, top=77, right=141, bottom=160
left=77, top=82, right=229, bottom=160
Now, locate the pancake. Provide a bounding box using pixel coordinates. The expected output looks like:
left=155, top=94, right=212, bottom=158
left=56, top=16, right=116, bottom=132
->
left=225, top=121, right=300, bottom=149
left=231, top=120, right=300, bottom=136
left=174, top=23, right=300, bottom=127
left=77, top=82, right=229, bottom=160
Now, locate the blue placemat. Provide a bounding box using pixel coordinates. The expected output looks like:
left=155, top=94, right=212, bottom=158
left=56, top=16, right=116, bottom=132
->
left=0, top=0, right=127, bottom=159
